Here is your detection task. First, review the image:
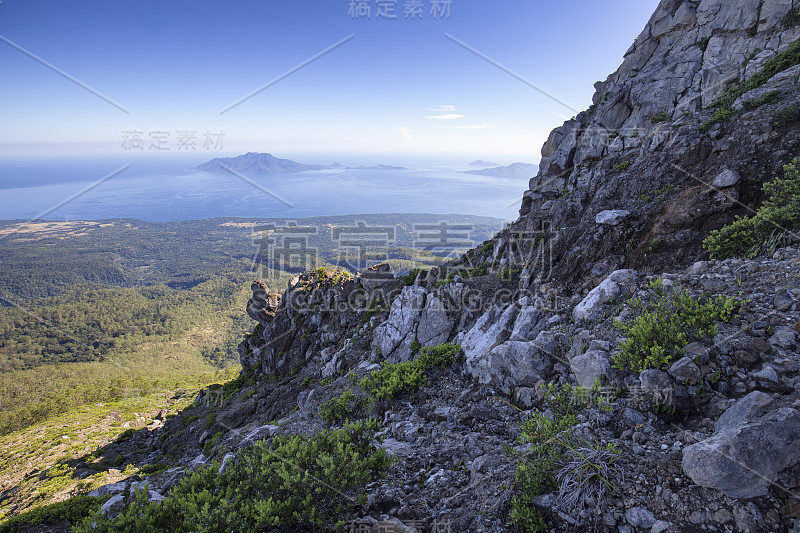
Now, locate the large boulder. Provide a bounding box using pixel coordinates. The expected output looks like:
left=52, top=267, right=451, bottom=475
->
left=682, top=399, right=800, bottom=499
left=468, top=340, right=553, bottom=394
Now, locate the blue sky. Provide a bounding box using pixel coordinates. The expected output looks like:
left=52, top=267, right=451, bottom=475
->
left=0, top=0, right=660, bottom=161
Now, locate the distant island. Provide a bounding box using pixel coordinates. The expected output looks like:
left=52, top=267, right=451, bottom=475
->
left=197, top=154, right=412, bottom=174
left=346, top=164, right=408, bottom=171
left=468, top=160, right=499, bottom=167
left=196, top=152, right=327, bottom=174
left=461, top=162, right=538, bottom=178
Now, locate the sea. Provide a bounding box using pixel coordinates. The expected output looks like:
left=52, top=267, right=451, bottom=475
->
left=0, top=154, right=532, bottom=223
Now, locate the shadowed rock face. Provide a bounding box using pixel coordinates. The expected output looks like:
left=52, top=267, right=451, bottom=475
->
left=510, top=0, right=800, bottom=292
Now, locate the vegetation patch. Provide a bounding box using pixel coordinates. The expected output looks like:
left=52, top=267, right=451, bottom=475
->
left=701, top=38, right=800, bottom=132
left=612, top=282, right=740, bottom=372
left=510, top=384, right=617, bottom=532
left=704, top=159, right=800, bottom=259
left=650, top=112, right=670, bottom=124
left=401, top=268, right=428, bottom=286
left=76, top=420, right=391, bottom=532
left=0, top=495, right=109, bottom=532
left=612, top=161, right=632, bottom=172
left=741, top=90, right=781, bottom=111
left=359, top=343, right=461, bottom=400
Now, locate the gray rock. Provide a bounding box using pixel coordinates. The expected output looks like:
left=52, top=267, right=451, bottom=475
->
left=668, top=357, right=702, bottom=385
left=682, top=342, right=709, bottom=364
left=469, top=340, right=552, bottom=394
left=685, top=261, right=709, bottom=275
left=100, top=494, right=125, bottom=516
left=219, top=452, right=236, bottom=475
left=372, top=285, right=427, bottom=362
left=682, top=407, right=800, bottom=499
left=596, top=209, right=631, bottom=226
left=532, top=330, right=560, bottom=357
left=570, top=350, right=611, bottom=388
left=88, top=481, right=128, bottom=498
left=715, top=391, right=775, bottom=432
left=649, top=521, right=674, bottom=533
left=509, top=304, right=545, bottom=341
left=459, top=304, right=518, bottom=376
left=147, top=490, right=166, bottom=502
left=513, top=387, right=538, bottom=410
left=770, top=326, right=797, bottom=348
left=626, top=506, right=656, bottom=528
left=774, top=292, right=794, bottom=311
left=573, top=269, right=637, bottom=323
left=753, top=365, right=779, bottom=383
left=711, top=169, right=741, bottom=188
left=639, top=369, right=673, bottom=404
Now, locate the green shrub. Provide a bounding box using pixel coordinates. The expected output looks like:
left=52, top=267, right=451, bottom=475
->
left=650, top=112, right=670, bottom=124
left=0, top=495, right=109, bottom=533
left=359, top=343, right=461, bottom=400
left=401, top=268, right=427, bottom=286
left=75, top=420, right=391, bottom=533
left=319, top=389, right=373, bottom=425
left=612, top=161, right=631, bottom=171
left=741, top=90, right=781, bottom=111
left=509, top=384, right=618, bottom=532
left=612, top=289, right=740, bottom=372
left=783, top=7, right=800, bottom=28
left=704, top=159, right=800, bottom=259
left=697, top=36, right=710, bottom=52
left=773, top=105, right=800, bottom=127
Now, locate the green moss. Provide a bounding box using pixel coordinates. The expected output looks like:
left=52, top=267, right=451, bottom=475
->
left=783, top=7, right=800, bottom=28
left=401, top=268, right=427, bottom=286
left=741, top=90, right=781, bottom=111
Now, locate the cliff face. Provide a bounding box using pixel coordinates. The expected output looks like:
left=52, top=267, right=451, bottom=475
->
left=514, top=0, right=800, bottom=290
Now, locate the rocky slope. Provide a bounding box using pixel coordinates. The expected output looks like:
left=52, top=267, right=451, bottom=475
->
left=513, top=0, right=800, bottom=291
left=60, top=1, right=800, bottom=532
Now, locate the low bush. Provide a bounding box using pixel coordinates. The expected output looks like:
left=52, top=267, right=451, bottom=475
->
left=0, top=495, right=109, bottom=533
left=75, top=420, right=392, bottom=532
left=612, top=287, right=740, bottom=372
left=359, top=343, right=461, bottom=400
left=704, top=159, right=800, bottom=259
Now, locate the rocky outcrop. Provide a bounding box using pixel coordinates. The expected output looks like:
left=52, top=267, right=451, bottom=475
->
left=511, top=0, right=800, bottom=291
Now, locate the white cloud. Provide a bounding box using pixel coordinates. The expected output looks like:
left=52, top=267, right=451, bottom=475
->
left=456, top=123, right=496, bottom=130
left=428, top=104, right=458, bottom=112
left=425, top=113, right=465, bottom=120
left=400, top=127, right=413, bottom=141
